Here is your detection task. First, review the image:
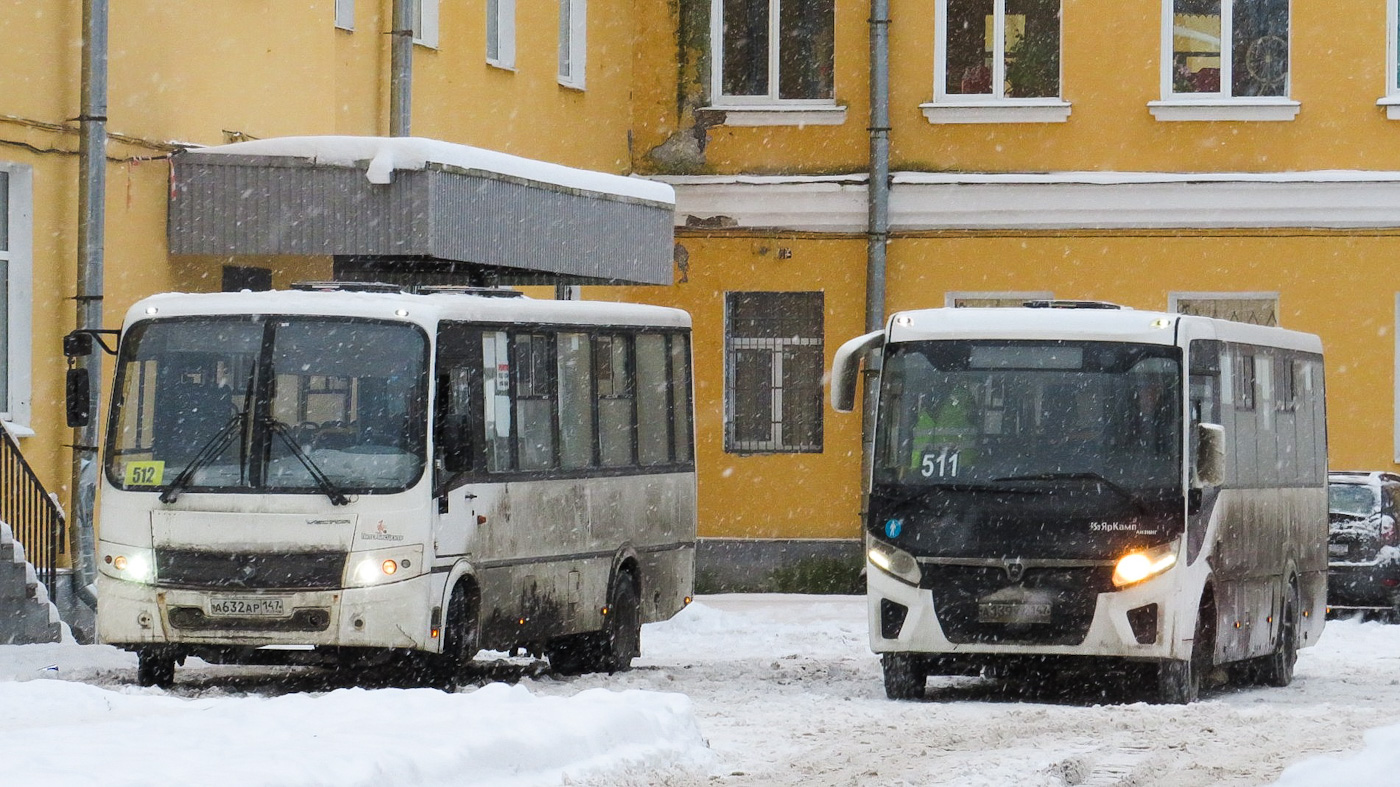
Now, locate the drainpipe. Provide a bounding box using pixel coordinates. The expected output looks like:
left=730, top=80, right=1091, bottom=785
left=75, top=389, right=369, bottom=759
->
left=390, top=0, right=413, bottom=136
left=861, top=0, right=891, bottom=505
left=70, top=0, right=108, bottom=613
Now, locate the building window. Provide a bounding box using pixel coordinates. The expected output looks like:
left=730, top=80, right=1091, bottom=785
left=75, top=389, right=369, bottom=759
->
left=1169, top=0, right=1287, bottom=97
left=725, top=292, right=823, bottom=454
left=335, top=0, right=354, bottom=31
left=487, top=0, right=517, bottom=69
left=414, top=0, right=439, bottom=49
left=0, top=166, right=31, bottom=431
left=946, top=291, right=1053, bottom=308
left=559, top=0, right=587, bottom=88
left=1170, top=292, right=1279, bottom=326
left=941, top=0, right=1061, bottom=99
left=1154, top=0, right=1292, bottom=120
left=712, top=0, right=834, bottom=104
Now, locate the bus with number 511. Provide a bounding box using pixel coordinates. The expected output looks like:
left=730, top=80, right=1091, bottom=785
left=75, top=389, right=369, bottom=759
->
left=831, top=302, right=1327, bottom=704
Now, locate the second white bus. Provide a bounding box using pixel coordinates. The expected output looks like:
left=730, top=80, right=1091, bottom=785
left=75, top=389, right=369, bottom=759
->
left=832, top=303, right=1326, bottom=703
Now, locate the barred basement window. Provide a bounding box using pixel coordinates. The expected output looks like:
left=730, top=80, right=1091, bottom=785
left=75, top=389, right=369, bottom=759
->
left=725, top=291, right=823, bottom=453
left=1170, top=292, right=1279, bottom=326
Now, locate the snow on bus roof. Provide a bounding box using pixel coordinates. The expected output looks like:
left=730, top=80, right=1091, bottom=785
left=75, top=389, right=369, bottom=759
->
left=124, top=289, right=691, bottom=329
left=888, top=306, right=1322, bottom=354
left=190, top=136, right=675, bottom=205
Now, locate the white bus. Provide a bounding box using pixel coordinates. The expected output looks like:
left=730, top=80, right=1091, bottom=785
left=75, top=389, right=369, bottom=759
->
left=831, top=303, right=1327, bottom=703
left=76, top=285, right=696, bottom=687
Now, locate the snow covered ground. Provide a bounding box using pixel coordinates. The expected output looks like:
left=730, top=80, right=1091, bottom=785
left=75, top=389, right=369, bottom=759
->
left=5, top=595, right=1400, bottom=786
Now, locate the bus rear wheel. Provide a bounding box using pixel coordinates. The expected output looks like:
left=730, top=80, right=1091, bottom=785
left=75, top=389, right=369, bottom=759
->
left=1258, top=580, right=1299, bottom=687
left=882, top=653, right=926, bottom=700
left=548, top=571, right=641, bottom=676
left=137, top=648, right=176, bottom=689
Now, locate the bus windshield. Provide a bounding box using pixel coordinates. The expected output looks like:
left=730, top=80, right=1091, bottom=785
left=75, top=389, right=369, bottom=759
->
left=872, top=340, right=1183, bottom=558
left=106, top=317, right=428, bottom=495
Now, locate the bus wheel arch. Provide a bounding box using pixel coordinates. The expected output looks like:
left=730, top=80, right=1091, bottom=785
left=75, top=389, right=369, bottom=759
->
left=439, top=577, right=482, bottom=686
left=1158, top=583, right=1216, bottom=704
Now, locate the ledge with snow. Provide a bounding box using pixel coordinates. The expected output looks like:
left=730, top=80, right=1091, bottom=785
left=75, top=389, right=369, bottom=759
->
left=168, top=136, right=676, bottom=286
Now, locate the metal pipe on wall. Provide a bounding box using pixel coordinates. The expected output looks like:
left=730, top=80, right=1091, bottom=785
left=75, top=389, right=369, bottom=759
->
left=862, top=0, right=892, bottom=500
left=390, top=0, right=413, bottom=136
left=70, top=0, right=108, bottom=615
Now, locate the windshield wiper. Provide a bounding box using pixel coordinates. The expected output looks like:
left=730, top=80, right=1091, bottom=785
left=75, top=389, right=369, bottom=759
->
left=264, top=418, right=350, bottom=506
left=993, top=472, right=1146, bottom=513
left=159, top=412, right=246, bottom=504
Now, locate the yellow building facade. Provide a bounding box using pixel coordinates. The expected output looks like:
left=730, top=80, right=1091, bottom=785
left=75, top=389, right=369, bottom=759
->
left=7, top=0, right=1400, bottom=596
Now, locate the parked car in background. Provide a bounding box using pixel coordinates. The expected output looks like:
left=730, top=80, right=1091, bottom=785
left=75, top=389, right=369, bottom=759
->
left=1328, top=471, right=1400, bottom=620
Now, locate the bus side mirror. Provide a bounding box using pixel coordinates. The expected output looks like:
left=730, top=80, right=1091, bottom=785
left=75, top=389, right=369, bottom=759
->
left=66, top=368, right=91, bottom=428
left=63, top=332, right=94, bottom=358
left=831, top=330, right=885, bottom=413
left=1195, top=423, right=1226, bottom=488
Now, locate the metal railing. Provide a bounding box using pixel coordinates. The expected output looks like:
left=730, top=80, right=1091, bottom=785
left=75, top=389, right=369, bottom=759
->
left=0, top=425, right=65, bottom=600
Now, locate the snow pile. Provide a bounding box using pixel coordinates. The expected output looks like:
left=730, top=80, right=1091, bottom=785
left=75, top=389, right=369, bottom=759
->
left=0, top=678, right=710, bottom=787
left=192, top=136, right=675, bottom=204
left=1273, top=723, right=1400, bottom=787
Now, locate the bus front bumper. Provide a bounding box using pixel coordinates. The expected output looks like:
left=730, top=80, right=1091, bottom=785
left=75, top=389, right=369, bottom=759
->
left=867, top=563, right=1182, bottom=662
left=96, top=573, right=434, bottom=652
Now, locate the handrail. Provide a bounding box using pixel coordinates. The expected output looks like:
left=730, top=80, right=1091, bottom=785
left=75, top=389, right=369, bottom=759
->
left=0, top=423, right=65, bottom=601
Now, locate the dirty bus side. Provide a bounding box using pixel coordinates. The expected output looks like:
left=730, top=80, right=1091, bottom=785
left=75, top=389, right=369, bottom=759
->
left=831, top=307, right=1326, bottom=704
left=92, top=290, right=696, bottom=687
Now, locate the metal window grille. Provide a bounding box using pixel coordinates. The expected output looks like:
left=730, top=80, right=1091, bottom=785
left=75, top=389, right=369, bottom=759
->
left=724, top=292, right=823, bottom=453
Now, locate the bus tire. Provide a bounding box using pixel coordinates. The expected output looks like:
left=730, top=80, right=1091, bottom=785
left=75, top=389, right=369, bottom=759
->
left=602, top=573, right=642, bottom=673
left=882, top=653, right=926, bottom=700
left=440, top=582, right=480, bottom=687
left=1158, top=598, right=1213, bottom=704
left=547, top=570, right=641, bottom=675
left=1259, top=579, right=1299, bottom=687
left=137, top=648, right=176, bottom=689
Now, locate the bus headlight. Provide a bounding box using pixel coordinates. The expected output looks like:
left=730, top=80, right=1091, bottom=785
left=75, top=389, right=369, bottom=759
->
left=99, top=544, right=155, bottom=584
left=1112, top=541, right=1179, bottom=588
left=868, top=541, right=921, bottom=586
left=344, top=545, right=423, bottom=588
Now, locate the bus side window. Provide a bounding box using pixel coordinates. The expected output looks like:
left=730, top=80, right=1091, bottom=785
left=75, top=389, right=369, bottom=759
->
left=1188, top=340, right=1222, bottom=480
left=670, top=333, right=694, bottom=464
left=558, top=332, right=595, bottom=469
left=596, top=334, right=636, bottom=467
left=435, top=324, right=480, bottom=476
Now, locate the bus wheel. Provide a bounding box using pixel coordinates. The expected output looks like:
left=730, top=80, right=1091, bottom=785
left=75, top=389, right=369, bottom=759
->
left=137, top=648, right=176, bottom=689
left=440, top=583, right=480, bottom=688
left=882, top=653, right=926, bottom=700
left=601, top=574, right=642, bottom=673
left=1259, top=580, right=1299, bottom=687
left=548, top=571, right=641, bottom=676
left=1158, top=601, right=1213, bottom=704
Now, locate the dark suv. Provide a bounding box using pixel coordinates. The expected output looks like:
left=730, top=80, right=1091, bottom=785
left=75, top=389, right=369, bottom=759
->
left=1328, top=471, right=1400, bottom=620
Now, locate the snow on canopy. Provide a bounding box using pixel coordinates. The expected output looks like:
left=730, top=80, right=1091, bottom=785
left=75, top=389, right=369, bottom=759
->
left=194, top=136, right=675, bottom=205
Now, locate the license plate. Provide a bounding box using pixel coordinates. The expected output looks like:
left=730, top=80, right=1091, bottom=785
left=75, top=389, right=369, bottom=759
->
left=978, top=601, right=1052, bottom=624
left=1329, top=543, right=1351, bottom=558
left=208, top=597, right=286, bottom=617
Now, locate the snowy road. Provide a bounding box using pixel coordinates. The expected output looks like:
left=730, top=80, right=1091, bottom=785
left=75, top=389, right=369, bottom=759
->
left=6, top=595, right=1400, bottom=786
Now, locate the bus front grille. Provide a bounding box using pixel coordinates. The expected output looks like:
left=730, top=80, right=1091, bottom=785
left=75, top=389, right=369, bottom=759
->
left=921, top=564, right=1115, bottom=646
left=154, top=549, right=346, bottom=590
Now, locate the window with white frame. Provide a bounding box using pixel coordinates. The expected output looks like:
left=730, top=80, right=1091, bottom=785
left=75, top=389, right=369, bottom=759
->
left=414, top=0, right=439, bottom=49
left=335, top=0, right=354, bottom=31
left=1170, top=292, right=1280, bottom=326
left=558, top=0, right=586, bottom=88
left=725, top=292, right=824, bottom=454
left=487, top=0, right=516, bottom=69
left=1166, top=0, right=1288, bottom=98
left=938, top=0, right=1061, bottom=102
left=0, top=165, right=32, bottom=431
left=712, top=0, right=834, bottom=105
left=1385, top=1, right=1400, bottom=117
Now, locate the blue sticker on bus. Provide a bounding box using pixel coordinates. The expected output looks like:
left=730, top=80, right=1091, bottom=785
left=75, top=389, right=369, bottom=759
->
left=885, top=519, right=903, bottom=538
